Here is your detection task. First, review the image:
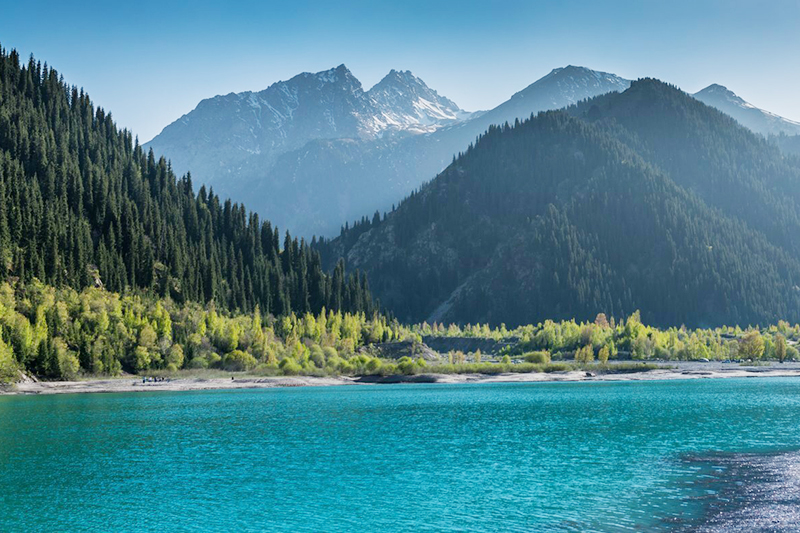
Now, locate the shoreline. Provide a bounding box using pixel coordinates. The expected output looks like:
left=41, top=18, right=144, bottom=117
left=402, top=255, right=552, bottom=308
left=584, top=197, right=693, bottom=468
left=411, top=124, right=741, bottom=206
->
left=4, top=363, right=800, bottom=396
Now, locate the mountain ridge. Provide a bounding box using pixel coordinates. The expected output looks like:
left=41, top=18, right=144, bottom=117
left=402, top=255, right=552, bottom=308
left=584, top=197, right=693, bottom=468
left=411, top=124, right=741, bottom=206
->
left=318, top=79, right=800, bottom=327
left=366, top=69, right=473, bottom=133
left=146, top=64, right=635, bottom=238
left=693, top=83, right=800, bottom=137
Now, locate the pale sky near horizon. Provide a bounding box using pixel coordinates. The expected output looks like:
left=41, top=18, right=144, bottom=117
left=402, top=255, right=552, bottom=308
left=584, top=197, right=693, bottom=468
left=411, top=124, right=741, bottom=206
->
left=3, top=0, right=799, bottom=142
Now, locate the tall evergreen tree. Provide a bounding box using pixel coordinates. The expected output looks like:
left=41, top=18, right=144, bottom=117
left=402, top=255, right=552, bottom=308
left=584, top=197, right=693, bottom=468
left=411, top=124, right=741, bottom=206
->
left=0, top=46, right=376, bottom=318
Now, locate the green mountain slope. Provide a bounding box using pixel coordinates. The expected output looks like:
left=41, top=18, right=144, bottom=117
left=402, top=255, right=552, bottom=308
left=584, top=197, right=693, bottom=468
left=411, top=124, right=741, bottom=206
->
left=320, top=80, right=800, bottom=327
left=570, top=80, right=800, bottom=255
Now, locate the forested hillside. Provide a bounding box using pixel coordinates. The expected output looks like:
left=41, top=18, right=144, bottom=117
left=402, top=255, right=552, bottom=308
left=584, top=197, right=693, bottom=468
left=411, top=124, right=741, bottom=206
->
left=0, top=47, right=374, bottom=318
left=570, top=80, right=800, bottom=257
left=320, top=80, right=800, bottom=327
left=773, top=134, right=800, bottom=158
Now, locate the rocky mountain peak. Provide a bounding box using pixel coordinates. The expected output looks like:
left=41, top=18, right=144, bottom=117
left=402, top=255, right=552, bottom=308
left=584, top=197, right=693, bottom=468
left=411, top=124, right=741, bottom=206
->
left=367, top=69, right=468, bottom=132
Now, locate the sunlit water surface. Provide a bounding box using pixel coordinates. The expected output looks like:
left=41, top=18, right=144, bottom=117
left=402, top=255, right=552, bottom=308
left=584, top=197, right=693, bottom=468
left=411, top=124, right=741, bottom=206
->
left=2, top=378, right=800, bottom=532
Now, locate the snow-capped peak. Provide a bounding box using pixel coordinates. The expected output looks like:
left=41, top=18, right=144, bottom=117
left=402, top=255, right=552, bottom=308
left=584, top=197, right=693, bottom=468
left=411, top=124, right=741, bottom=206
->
left=309, top=64, right=360, bottom=88
left=367, top=69, right=471, bottom=133
left=693, top=84, right=800, bottom=137
left=512, top=65, right=631, bottom=105
left=695, top=84, right=753, bottom=108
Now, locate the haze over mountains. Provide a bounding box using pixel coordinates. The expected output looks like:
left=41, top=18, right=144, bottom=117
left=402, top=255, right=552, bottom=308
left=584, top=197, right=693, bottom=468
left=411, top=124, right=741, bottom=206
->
left=693, top=84, right=800, bottom=137
left=4, top=43, right=800, bottom=329
left=146, top=65, right=473, bottom=191
left=319, top=79, right=800, bottom=327
left=146, top=65, right=632, bottom=237
left=0, top=49, right=375, bottom=321
left=147, top=63, right=800, bottom=241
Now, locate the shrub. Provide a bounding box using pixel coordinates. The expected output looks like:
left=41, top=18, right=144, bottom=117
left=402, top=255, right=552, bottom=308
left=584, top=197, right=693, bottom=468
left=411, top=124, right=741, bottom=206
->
left=279, top=357, right=302, bottom=375
left=188, top=356, right=209, bottom=369
left=524, top=351, right=551, bottom=364
left=206, top=352, right=222, bottom=368
left=253, top=363, right=280, bottom=376
left=600, top=362, right=661, bottom=373
left=380, top=363, right=398, bottom=376
left=365, top=357, right=383, bottom=374
left=541, top=362, right=574, bottom=373
left=397, top=356, right=417, bottom=375
left=309, top=345, right=325, bottom=368
left=223, top=350, right=258, bottom=371
left=325, top=355, right=345, bottom=373
left=322, top=346, right=338, bottom=360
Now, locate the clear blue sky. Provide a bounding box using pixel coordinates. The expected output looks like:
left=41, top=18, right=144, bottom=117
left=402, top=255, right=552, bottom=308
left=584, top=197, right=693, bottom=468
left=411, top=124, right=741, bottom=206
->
left=4, top=0, right=799, bottom=142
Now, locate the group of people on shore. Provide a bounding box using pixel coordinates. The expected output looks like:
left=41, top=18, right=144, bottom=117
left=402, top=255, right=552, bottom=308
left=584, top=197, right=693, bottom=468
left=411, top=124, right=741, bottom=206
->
left=141, top=376, right=171, bottom=384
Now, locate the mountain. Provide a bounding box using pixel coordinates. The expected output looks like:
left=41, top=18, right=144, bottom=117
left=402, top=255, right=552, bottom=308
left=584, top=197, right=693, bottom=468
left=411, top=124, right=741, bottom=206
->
left=145, top=65, right=468, bottom=190
left=470, top=65, right=630, bottom=130
left=319, top=79, right=800, bottom=328
left=146, top=66, right=630, bottom=238
left=145, top=64, right=379, bottom=189
left=0, top=48, right=375, bottom=318
left=367, top=69, right=473, bottom=133
left=693, top=84, right=800, bottom=137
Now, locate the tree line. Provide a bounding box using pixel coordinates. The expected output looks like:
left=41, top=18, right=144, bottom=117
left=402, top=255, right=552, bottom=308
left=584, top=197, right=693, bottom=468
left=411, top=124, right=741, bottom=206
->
left=1, top=277, right=794, bottom=384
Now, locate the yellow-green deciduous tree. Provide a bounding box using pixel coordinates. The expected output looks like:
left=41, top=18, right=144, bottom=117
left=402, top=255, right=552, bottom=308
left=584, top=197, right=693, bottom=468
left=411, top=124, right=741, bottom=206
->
left=775, top=334, right=787, bottom=364
left=598, top=345, right=610, bottom=365
left=739, top=331, right=765, bottom=360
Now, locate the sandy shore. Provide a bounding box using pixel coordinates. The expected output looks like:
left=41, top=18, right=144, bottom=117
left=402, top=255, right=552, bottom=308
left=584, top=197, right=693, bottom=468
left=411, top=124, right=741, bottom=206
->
left=4, top=362, right=800, bottom=395
left=2, top=375, right=355, bottom=395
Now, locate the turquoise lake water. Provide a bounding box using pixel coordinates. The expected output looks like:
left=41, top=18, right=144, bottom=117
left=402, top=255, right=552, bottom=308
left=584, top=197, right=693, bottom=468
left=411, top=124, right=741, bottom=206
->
left=2, top=378, right=800, bottom=532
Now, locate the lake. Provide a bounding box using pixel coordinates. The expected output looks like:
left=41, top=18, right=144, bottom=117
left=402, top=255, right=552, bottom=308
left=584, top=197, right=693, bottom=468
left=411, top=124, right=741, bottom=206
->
left=2, top=378, right=800, bottom=531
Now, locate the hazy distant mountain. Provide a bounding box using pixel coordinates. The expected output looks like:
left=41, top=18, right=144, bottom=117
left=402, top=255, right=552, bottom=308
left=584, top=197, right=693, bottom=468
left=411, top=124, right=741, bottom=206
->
left=145, top=65, right=470, bottom=189
left=146, top=65, right=631, bottom=238
left=693, top=84, right=800, bottom=137
left=474, top=65, right=630, bottom=129
left=320, top=80, right=800, bottom=327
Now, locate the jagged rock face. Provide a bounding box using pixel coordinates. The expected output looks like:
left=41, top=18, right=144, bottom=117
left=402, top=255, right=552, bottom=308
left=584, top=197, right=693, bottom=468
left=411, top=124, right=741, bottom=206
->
left=145, top=64, right=381, bottom=188
left=145, top=65, right=469, bottom=188
left=367, top=69, right=472, bottom=133
left=693, top=84, right=800, bottom=137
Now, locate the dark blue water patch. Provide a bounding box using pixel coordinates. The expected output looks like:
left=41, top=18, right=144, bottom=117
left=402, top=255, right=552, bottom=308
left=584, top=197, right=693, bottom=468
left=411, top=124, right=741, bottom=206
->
left=668, top=450, right=800, bottom=532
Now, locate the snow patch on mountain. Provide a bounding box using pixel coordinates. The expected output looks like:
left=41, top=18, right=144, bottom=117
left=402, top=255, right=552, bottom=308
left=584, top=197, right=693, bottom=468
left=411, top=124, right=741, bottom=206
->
left=512, top=65, right=631, bottom=107
left=366, top=69, right=472, bottom=133
left=693, top=84, right=800, bottom=137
